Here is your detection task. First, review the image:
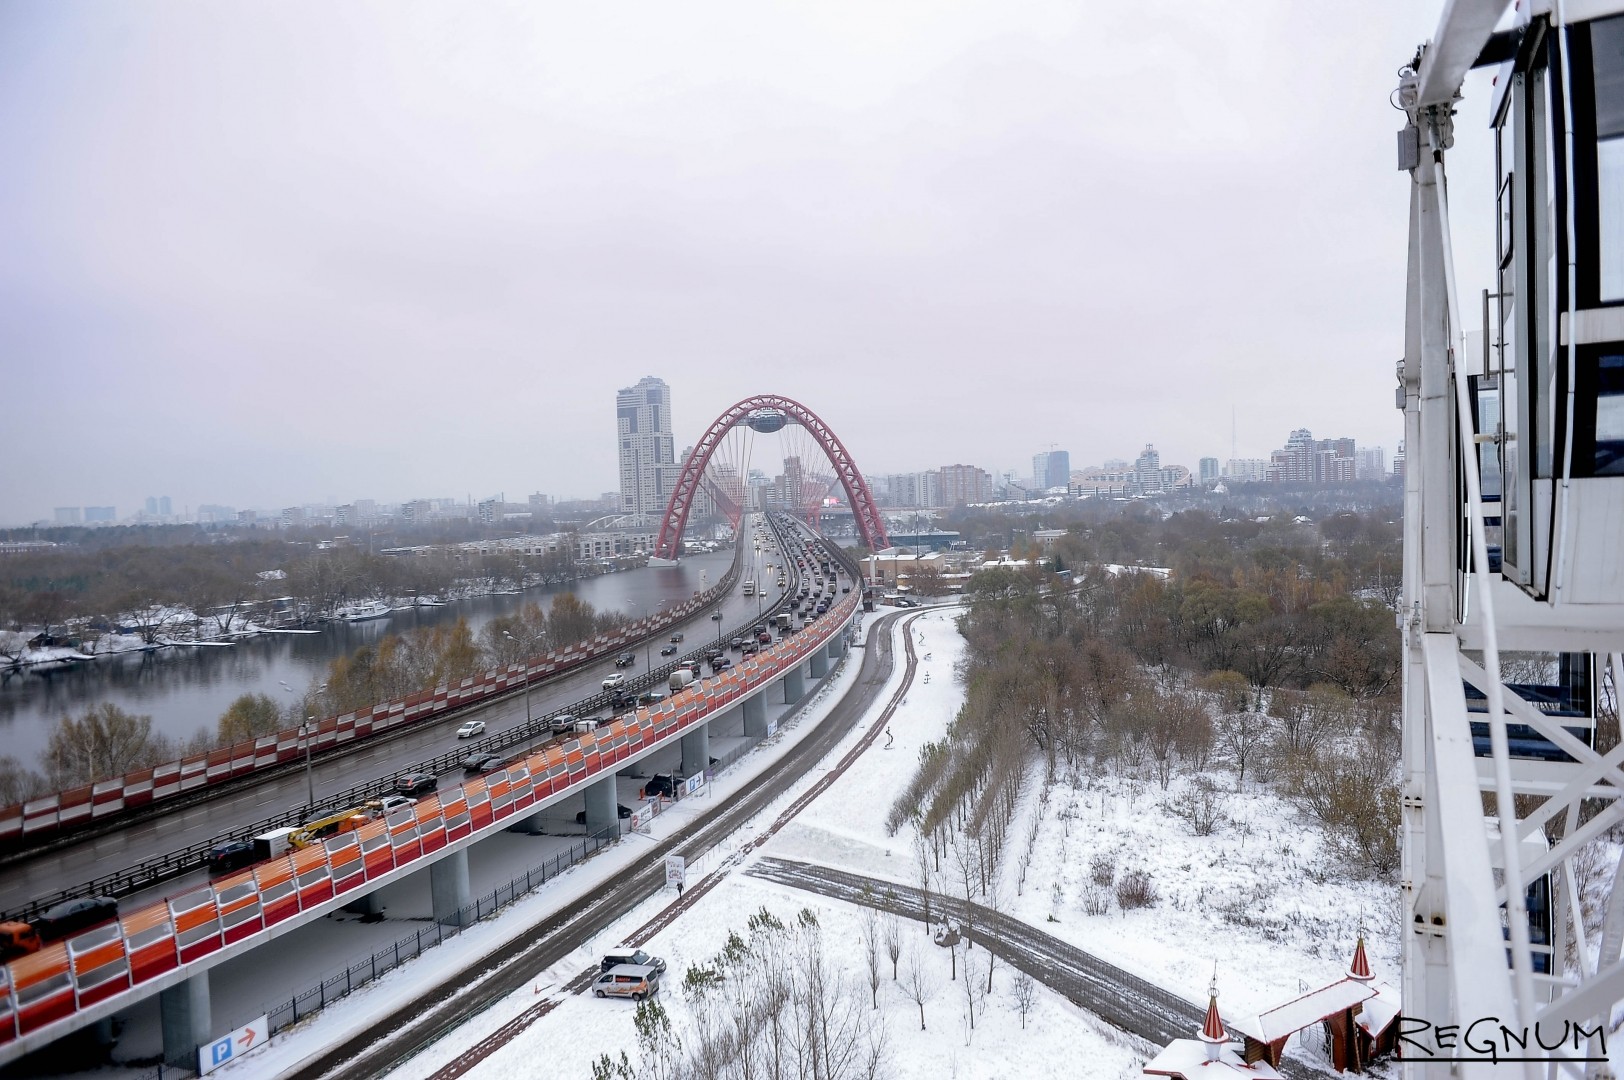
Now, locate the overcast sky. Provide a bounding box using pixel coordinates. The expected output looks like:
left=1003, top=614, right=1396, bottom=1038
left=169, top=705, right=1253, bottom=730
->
left=0, top=0, right=1496, bottom=524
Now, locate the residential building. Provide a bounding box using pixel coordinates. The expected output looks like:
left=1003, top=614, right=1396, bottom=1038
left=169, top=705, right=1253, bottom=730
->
left=53, top=507, right=82, bottom=525
left=1355, top=447, right=1387, bottom=480
left=938, top=464, right=993, bottom=506
left=84, top=506, right=116, bottom=523
left=1199, top=457, right=1221, bottom=485
left=1226, top=458, right=1271, bottom=482
left=616, top=376, right=680, bottom=518
left=1266, top=429, right=1358, bottom=485
left=477, top=498, right=500, bottom=526
left=1133, top=445, right=1163, bottom=492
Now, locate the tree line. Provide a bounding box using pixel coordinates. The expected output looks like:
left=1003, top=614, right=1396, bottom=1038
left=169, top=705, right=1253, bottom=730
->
left=889, top=507, right=1407, bottom=906
left=0, top=532, right=586, bottom=652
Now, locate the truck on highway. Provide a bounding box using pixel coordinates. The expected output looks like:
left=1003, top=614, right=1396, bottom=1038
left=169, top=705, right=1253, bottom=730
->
left=669, top=668, right=696, bottom=693
left=288, top=807, right=371, bottom=849
left=775, top=612, right=792, bottom=632
left=742, top=579, right=755, bottom=596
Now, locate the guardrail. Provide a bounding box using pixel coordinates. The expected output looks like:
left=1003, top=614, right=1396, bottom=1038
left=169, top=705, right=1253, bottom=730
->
left=0, top=516, right=803, bottom=926
left=0, top=575, right=859, bottom=1061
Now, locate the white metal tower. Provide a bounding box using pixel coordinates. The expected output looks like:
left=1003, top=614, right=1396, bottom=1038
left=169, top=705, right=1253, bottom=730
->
left=1400, top=2, right=1624, bottom=1076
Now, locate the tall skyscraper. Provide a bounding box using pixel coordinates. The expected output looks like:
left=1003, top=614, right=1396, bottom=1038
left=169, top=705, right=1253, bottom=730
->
left=616, top=377, right=680, bottom=518
left=1031, top=450, right=1071, bottom=492
left=1199, top=457, right=1221, bottom=485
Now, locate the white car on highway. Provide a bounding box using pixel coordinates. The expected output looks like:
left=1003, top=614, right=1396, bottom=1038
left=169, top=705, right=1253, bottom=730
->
left=602, top=672, right=627, bottom=690
left=456, top=720, right=485, bottom=739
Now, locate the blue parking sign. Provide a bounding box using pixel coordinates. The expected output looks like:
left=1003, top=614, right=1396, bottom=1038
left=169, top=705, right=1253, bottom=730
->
left=208, top=1035, right=232, bottom=1066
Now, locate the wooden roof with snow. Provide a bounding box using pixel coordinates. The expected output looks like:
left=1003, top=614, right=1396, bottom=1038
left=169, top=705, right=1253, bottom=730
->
left=1229, top=978, right=1379, bottom=1045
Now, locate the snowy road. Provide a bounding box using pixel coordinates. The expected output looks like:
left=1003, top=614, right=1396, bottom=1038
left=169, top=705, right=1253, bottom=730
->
left=742, top=857, right=1335, bottom=1080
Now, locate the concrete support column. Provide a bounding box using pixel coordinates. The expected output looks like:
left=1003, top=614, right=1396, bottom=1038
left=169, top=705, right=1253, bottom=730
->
left=430, top=848, right=471, bottom=927
left=681, top=722, right=712, bottom=777
left=160, top=971, right=211, bottom=1070
left=583, top=774, right=619, bottom=837
left=342, top=889, right=384, bottom=916
left=508, top=809, right=547, bottom=835
left=782, top=665, right=804, bottom=704
left=742, top=693, right=767, bottom=738
left=809, top=649, right=828, bottom=678
left=826, top=637, right=841, bottom=661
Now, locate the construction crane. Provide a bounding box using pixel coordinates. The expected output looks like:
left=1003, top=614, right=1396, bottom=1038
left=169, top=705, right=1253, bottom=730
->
left=1398, top=2, right=1624, bottom=1076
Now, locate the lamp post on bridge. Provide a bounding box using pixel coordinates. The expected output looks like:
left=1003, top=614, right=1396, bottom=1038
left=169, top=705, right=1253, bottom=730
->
left=281, top=680, right=326, bottom=807
left=502, top=630, right=535, bottom=753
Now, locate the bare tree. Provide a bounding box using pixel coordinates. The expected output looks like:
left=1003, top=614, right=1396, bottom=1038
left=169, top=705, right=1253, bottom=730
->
left=884, top=912, right=903, bottom=980
left=959, top=942, right=984, bottom=1039
left=1012, top=970, right=1037, bottom=1030
left=902, top=943, right=935, bottom=1031
left=42, top=703, right=170, bottom=788
left=912, top=822, right=934, bottom=924
left=1217, top=708, right=1271, bottom=789
left=862, top=906, right=882, bottom=1008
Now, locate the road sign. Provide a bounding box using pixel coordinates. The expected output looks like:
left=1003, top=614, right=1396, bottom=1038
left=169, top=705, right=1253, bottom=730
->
left=665, top=854, right=686, bottom=887
left=683, top=773, right=705, bottom=798
left=199, top=1014, right=268, bottom=1075
left=631, top=804, right=655, bottom=833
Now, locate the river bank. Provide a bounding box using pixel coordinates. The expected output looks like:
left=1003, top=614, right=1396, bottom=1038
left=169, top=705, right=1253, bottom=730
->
left=0, top=551, right=735, bottom=769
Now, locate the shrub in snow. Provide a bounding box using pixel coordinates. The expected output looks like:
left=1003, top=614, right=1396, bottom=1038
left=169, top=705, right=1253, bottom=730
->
left=1116, top=869, right=1158, bottom=911
left=1089, top=852, right=1116, bottom=887
left=1081, top=883, right=1112, bottom=917
left=1168, top=776, right=1226, bottom=836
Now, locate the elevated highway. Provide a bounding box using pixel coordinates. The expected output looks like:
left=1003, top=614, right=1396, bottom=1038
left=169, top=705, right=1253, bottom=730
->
left=0, top=514, right=865, bottom=1070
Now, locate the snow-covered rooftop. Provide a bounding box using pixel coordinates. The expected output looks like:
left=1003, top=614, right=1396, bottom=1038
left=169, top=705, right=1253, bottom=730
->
left=1143, top=1040, right=1285, bottom=1078
left=1356, top=981, right=1401, bottom=1037
left=1231, top=977, right=1378, bottom=1044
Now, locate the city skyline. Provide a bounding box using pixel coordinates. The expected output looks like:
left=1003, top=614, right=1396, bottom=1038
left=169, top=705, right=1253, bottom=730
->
left=0, top=1, right=1447, bottom=529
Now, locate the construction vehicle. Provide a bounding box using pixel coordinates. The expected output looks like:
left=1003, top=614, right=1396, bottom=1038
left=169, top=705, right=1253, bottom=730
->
left=288, top=807, right=370, bottom=849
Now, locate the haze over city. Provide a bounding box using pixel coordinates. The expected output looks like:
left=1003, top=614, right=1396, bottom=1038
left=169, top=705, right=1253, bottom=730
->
left=0, top=0, right=1487, bottom=526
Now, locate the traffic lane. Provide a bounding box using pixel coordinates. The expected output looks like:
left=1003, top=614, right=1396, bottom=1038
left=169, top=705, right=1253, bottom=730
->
left=0, top=570, right=795, bottom=910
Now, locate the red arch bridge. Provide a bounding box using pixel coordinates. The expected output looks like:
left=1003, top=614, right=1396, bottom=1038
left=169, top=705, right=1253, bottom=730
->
left=653, top=394, right=890, bottom=560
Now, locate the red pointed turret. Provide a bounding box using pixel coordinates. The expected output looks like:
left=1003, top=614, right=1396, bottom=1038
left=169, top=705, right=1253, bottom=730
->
left=1349, top=935, right=1372, bottom=981
left=1200, top=969, right=1227, bottom=1061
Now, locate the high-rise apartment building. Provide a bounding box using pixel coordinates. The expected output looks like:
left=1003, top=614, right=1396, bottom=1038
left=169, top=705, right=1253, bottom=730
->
left=1133, top=445, right=1162, bottom=492
left=54, top=507, right=82, bottom=525
left=938, top=464, right=992, bottom=507
left=616, top=377, right=680, bottom=518
left=1031, top=450, right=1071, bottom=492
left=84, top=506, right=116, bottom=523
left=1199, top=457, right=1221, bottom=485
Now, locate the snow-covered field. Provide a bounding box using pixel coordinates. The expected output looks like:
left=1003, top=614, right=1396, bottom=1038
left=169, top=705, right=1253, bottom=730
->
left=215, top=605, right=1388, bottom=1080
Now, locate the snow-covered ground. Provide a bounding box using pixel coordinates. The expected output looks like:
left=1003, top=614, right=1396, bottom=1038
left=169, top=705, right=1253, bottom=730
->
left=195, top=606, right=1397, bottom=1079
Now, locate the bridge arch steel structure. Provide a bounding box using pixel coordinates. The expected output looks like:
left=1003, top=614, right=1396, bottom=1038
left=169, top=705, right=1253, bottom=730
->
left=653, top=395, right=889, bottom=560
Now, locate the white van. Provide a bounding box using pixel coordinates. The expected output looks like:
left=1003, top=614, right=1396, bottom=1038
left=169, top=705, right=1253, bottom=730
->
left=592, top=964, right=661, bottom=1000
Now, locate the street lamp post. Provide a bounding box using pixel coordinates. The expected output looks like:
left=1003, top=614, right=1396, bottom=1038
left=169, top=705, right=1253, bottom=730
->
left=281, top=680, right=326, bottom=807
left=300, top=717, right=316, bottom=806
left=502, top=631, right=534, bottom=752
